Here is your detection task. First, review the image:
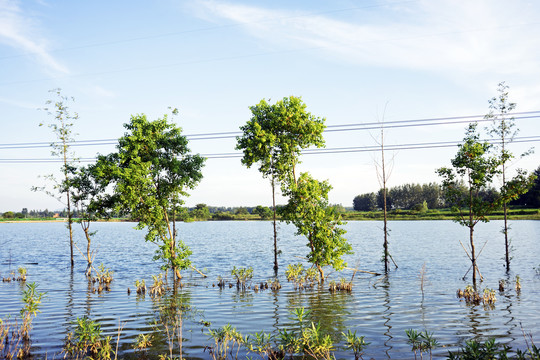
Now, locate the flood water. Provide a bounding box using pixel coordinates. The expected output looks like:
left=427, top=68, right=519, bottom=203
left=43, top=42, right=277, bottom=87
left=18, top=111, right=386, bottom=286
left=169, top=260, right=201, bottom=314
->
left=0, top=220, right=539, bottom=359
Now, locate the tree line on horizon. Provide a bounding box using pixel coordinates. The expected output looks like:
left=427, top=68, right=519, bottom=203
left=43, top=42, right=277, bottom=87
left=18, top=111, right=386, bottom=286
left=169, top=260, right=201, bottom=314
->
left=352, top=169, right=540, bottom=212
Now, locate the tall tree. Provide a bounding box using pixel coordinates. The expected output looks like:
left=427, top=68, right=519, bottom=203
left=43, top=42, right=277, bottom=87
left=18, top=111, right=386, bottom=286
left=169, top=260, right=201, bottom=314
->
left=485, top=82, right=535, bottom=270
left=97, top=110, right=205, bottom=281
left=437, top=123, right=501, bottom=287
left=32, top=89, right=78, bottom=267
left=280, top=172, right=352, bottom=282
left=236, top=96, right=326, bottom=273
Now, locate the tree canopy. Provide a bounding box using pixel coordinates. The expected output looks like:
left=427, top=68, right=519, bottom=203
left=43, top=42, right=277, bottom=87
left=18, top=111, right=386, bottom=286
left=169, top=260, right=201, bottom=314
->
left=96, top=111, right=205, bottom=280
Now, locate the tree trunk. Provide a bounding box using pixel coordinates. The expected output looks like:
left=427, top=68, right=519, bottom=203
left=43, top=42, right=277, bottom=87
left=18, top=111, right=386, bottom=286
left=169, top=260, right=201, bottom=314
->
left=66, top=181, right=74, bottom=267
left=470, top=225, right=477, bottom=288
left=272, top=175, right=278, bottom=273
left=317, top=264, right=325, bottom=283
left=84, top=226, right=92, bottom=276
left=469, top=184, right=477, bottom=288
left=502, top=161, right=510, bottom=271
left=381, top=126, right=389, bottom=273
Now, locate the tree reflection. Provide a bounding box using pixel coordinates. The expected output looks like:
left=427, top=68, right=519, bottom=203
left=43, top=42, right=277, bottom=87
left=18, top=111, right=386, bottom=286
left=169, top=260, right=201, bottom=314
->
left=285, top=284, right=351, bottom=341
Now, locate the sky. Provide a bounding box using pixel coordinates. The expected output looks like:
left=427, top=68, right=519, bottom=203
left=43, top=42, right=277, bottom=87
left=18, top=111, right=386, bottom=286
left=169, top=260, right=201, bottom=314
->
left=0, top=0, right=539, bottom=213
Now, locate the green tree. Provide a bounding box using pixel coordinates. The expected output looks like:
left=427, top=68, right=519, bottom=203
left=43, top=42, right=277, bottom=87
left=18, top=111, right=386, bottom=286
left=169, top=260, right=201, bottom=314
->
left=3, top=211, right=15, bottom=219
left=485, top=82, right=536, bottom=270
left=280, top=172, right=352, bottom=282
left=254, top=205, right=273, bottom=219
left=191, top=203, right=210, bottom=220
left=32, top=89, right=78, bottom=267
left=437, top=123, right=501, bottom=287
left=236, top=96, right=326, bottom=272
left=353, top=193, right=377, bottom=211
left=97, top=110, right=205, bottom=281
left=514, top=166, right=540, bottom=207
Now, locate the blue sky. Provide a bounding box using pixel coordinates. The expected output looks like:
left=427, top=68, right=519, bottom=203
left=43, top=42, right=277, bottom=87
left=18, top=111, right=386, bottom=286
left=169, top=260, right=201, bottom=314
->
left=0, top=0, right=539, bottom=212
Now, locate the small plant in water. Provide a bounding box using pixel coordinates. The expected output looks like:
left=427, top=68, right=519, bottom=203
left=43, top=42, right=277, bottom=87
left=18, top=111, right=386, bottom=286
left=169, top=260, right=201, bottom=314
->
left=133, top=333, right=153, bottom=355
left=343, top=329, right=369, bottom=360
left=329, top=277, right=353, bottom=292
left=135, top=279, right=147, bottom=295
left=515, top=275, right=522, bottom=293
left=149, top=273, right=166, bottom=297
left=63, top=316, right=114, bottom=360
left=20, top=282, right=46, bottom=340
left=17, top=267, right=27, bottom=281
left=405, top=329, right=438, bottom=360
left=206, top=323, right=244, bottom=359
left=231, top=266, right=253, bottom=290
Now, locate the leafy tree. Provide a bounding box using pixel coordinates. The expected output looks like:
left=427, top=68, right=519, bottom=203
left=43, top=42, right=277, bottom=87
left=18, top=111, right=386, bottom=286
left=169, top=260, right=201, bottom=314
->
left=191, top=203, right=210, bottom=220
left=3, top=211, right=15, bottom=219
left=513, top=166, right=540, bottom=207
left=353, top=193, right=377, bottom=211
left=422, top=183, right=443, bottom=209
left=234, top=207, right=250, bottom=216
left=254, top=205, right=273, bottom=219
left=436, top=123, right=501, bottom=287
left=280, top=172, right=352, bottom=282
left=96, top=110, right=205, bottom=281
left=236, top=96, right=326, bottom=272
left=32, top=89, right=78, bottom=267
left=485, top=82, right=536, bottom=270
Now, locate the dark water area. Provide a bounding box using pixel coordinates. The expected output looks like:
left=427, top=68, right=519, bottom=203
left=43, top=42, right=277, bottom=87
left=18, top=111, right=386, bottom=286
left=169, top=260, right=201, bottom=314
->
left=0, top=220, right=539, bottom=359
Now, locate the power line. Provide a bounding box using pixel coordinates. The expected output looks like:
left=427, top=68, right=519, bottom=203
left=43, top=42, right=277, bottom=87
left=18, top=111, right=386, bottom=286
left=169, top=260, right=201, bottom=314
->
left=0, top=111, right=538, bottom=150
left=1, top=136, right=538, bottom=163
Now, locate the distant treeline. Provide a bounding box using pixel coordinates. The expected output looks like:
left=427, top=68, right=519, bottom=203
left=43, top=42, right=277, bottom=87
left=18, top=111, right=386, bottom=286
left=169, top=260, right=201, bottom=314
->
left=353, top=166, right=540, bottom=211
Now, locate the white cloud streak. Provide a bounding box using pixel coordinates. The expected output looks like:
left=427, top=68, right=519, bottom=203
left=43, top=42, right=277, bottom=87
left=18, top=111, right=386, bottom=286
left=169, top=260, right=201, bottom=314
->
left=0, top=0, right=68, bottom=74
left=195, top=0, right=540, bottom=76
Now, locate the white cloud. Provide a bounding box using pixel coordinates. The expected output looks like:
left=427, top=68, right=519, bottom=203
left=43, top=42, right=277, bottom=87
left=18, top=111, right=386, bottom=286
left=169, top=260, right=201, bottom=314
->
left=0, top=0, right=68, bottom=74
left=194, top=0, right=540, bottom=76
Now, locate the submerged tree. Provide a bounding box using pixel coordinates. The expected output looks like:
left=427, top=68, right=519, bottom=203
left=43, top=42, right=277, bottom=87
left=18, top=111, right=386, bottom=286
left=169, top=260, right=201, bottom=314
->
left=236, top=96, right=326, bottom=273
left=372, top=116, right=397, bottom=273
left=32, top=89, right=78, bottom=267
left=280, top=172, right=352, bottom=282
left=69, top=164, right=114, bottom=276
left=437, top=123, right=501, bottom=287
left=485, top=82, right=535, bottom=271
left=97, top=110, right=205, bottom=281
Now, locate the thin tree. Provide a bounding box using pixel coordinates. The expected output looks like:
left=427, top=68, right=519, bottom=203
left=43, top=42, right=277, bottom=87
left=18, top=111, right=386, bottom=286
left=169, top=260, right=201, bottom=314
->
left=372, top=115, right=397, bottom=273
left=32, top=89, right=78, bottom=267
left=437, top=123, right=501, bottom=287
left=485, top=82, right=535, bottom=271
left=236, top=96, right=326, bottom=273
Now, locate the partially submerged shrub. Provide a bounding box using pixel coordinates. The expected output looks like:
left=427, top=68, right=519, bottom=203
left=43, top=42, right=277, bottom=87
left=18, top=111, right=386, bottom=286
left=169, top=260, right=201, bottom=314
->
left=231, top=266, right=253, bottom=290
left=457, top=285, right=498, bottom=307
left=329, top=277, right=353, bottom=292
left=63, top=316, right=113, bottom=360
left=149, top=273, right=165, bottom=297
left=285, top=263, right=318, bottom=289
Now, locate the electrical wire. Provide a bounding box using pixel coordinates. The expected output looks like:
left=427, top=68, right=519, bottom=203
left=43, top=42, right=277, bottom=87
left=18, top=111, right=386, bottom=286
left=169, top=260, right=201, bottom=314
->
left=1, top=136, right=538, bottom=163
left=0, top=111, right=538, bottom=150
